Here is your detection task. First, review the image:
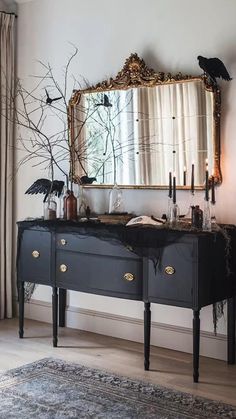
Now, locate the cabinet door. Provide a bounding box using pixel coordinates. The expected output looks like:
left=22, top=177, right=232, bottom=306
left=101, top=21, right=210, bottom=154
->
left=18, top=230, right=52, bottom=285
left=56, top=251, right=143, bottom=300
left=148, top=243, right=197, bottom=308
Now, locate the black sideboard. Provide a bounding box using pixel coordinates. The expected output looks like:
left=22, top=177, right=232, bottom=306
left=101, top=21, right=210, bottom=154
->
left=17, top=220, right=236, bottom=382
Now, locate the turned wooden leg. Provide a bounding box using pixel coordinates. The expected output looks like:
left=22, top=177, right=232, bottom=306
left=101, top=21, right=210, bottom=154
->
left=59, top=288, right=67, bottom=327
left=18, top=281, right=24, bottom=339
left=193, top=309, right=200, bottom=383
left=52, top=287, right=58, bottom=347
left=227, top=296, right=236, bottom=365
left=144, top=302, right=151, bottom=370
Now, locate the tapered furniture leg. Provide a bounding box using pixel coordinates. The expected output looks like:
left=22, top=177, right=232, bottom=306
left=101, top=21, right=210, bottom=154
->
left=193, top=309, right=200, bottom=383
left=18, top=281, right=24, bottom=339
left=59, top=288, right=66, bottom=327
left=144, top=302, right=151, bottom=370
left=227, top=296, right=236, bottom=364
left=52, top=287, right=58, bottom=347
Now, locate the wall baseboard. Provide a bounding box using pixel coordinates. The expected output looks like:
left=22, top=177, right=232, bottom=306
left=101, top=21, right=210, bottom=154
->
left=23, top=299, right=227, bottom=361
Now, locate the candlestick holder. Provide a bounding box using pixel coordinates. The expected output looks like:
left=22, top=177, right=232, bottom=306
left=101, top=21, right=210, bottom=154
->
left=210, top=202, right=217, bottom=229
left=183, top=191, right=195, bottom=220
left=167, top=196, right=173, bottom=222
left=169, top=202, right=180, bottom=227
left=203, top=199, right=211, bottom=231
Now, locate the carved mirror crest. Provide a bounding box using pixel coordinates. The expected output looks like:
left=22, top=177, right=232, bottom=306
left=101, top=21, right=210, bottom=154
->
left=69, top=53, right=221, bottom=189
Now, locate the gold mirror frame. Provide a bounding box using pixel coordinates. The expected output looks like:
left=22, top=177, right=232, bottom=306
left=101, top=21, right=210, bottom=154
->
left=69, top=53, right=221, bottom=189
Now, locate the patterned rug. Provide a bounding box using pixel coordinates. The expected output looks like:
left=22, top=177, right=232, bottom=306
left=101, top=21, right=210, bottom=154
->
left=0, top=358, right=235, bottom=418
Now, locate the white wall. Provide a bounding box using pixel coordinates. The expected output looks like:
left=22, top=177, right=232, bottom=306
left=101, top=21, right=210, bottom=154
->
left=15, top=0, right=236, bottom=353
left=1, top=0, right=17, bottom=13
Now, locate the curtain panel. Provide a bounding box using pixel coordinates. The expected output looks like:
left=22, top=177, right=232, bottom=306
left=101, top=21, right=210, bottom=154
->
left=0, top=12, right=15, bottom=319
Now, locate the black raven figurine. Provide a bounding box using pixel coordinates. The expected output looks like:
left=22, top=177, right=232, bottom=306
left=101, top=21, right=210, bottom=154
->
left=95, top=94, right=112, bottom=108
left=197, top=56, right=232, bottom=84
left=45, top=89, right=62, bottom=105
left=25, top=179, right=64, bottom=202
left=80, top=176, right=97, bottom=185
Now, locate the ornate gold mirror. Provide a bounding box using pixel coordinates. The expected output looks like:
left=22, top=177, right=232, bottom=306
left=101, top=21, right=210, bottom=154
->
left=69, top=54, right=221, bottom=188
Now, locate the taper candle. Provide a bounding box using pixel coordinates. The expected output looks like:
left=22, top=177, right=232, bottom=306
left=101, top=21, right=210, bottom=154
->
left=173, top=173, right=176, bottom=204
left=191, top=163, right=194, bottom=194
left=168, top=171, right=172, bottom=198
left=211, top=174, right=215, bottom=204
left=183, top=166, right=186, bottom=186
left=205, top=158, right=209, bottom=201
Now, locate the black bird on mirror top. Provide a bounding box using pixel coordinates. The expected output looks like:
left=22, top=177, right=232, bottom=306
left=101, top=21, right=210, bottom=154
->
left=95, top=94, right=112, bottom=108
left=45, top=89, right=63, bottom=105
left=197, top=55, right=232, bottom=84
left=79, top=176, right=97, bottom=185
left=25, top=179, right=64, bottom=202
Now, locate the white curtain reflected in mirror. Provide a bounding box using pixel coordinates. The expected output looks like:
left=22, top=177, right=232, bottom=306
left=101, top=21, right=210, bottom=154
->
left=72, top=80, right=214, bottom=186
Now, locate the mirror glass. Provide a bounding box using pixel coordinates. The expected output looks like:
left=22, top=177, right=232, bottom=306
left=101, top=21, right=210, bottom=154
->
left=69, top=54, right=221, bottom=188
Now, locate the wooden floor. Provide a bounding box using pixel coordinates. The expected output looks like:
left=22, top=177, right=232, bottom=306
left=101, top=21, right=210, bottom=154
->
left=0, top=318, right=236, bottom=406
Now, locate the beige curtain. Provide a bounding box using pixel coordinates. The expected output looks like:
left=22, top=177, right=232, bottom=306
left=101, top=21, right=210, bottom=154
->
left=137, top=81, right=212, bottom=185
left=0, top=12, right=15, bottom=319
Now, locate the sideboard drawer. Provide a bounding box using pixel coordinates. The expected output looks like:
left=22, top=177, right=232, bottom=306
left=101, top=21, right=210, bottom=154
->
left=18, top=230, right=52, bottom=285
left=148, top=243, right=196, bottom=307
left=56, top=233, right=138, bottom=259
left=56, top=251, right=142, bottom=299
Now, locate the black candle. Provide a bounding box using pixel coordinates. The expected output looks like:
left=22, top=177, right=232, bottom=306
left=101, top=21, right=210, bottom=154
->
left=205, top=159, right=209, bottom=201
left=183, top=166, right=186, bottom=186
left=191, top=163, right=194, bottom=194
left=168, top=171, right=172, bottom=198
left=211, top=175, right=215, bottom=204
left=173, top=174, right=176, bottom=204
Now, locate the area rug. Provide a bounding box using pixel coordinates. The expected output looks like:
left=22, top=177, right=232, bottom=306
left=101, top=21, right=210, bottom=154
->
left=0, top=358, right=235, bottom=418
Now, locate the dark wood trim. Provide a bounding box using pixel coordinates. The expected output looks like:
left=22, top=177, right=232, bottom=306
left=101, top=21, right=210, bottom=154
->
left=144, top=302, right=151, bottom=371
left=193, top=309, right=200, bottom=383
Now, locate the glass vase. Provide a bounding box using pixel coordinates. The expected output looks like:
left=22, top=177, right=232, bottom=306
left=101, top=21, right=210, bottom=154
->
left=78, top=185, right=88, bottom=217
left=108, top=183, right=124, bottom=214
left=44, top=193, right=57, bottom=220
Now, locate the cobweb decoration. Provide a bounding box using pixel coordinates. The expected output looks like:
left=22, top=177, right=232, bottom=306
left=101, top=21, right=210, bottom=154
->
left=24, top=283, right=37, bottom=302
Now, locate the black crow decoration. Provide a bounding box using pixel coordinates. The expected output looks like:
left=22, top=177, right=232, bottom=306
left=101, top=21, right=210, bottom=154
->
left=95, top=94, right=112, bottom=108
left=79, top=175, right=97, bottom=185
left=197, top=56, right=232, bottom=84
left=45, top=89, right=62, bottom=105
left=25, top=179, right=64, bottom=202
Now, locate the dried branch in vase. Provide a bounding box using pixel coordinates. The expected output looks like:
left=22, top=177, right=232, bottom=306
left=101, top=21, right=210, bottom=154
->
left=2, top=45, right=92, bottom=195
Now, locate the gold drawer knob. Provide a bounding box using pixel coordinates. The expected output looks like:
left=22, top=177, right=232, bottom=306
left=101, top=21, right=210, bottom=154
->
left=60, top=264, right=68, bottom=273
left=164, top=266, right=175, bottom=275
left=60, top=239, right=67, bottom=246
left=123, top=272, right=135, bottom=282
left=32, top=250, right=40, bottom=258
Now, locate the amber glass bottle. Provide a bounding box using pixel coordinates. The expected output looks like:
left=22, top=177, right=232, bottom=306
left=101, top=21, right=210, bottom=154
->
left=65, top=190, right=77, bottom=221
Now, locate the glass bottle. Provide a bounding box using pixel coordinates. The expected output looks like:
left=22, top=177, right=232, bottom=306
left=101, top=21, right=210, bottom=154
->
left=44, top=193, right=57, bottom=220
left=58, top=186, right=67, bottom=219
left=191, top=205, right=203, bottom=229
left=65, top=190, right=77, bottom=221
left=62, top=189, right=70, bottom=219
left=108, top=183, right=124, bottom=214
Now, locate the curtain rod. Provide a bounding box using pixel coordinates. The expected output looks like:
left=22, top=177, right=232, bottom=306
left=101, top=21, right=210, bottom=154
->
left=0, top=11, right=18, bottom=18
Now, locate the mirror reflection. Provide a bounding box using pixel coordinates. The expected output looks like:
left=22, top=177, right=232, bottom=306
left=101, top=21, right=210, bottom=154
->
left=69, top=54, right=221, bottom=188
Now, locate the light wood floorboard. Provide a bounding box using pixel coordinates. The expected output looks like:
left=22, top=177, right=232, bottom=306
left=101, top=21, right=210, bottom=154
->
left=0, top=318, right=236, bottom=406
